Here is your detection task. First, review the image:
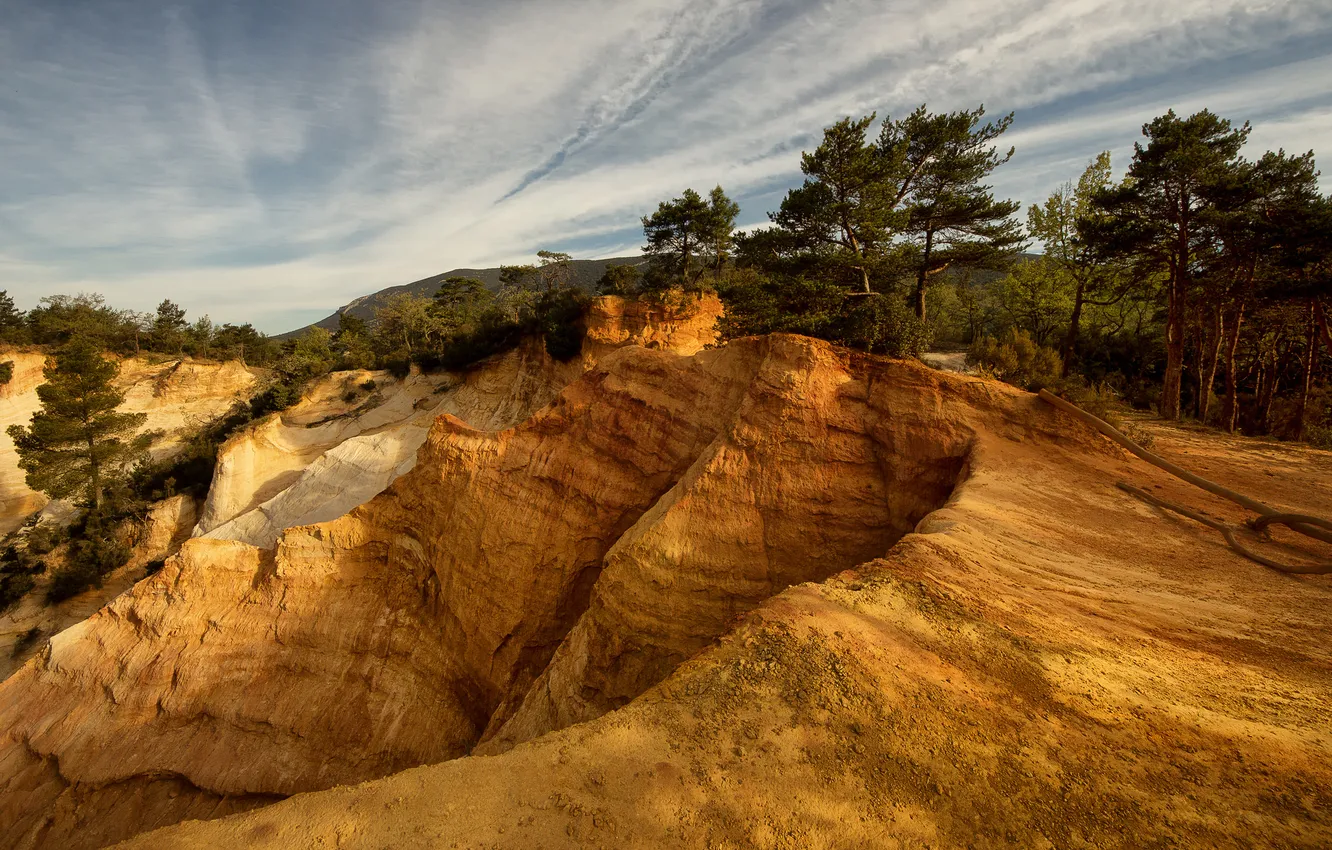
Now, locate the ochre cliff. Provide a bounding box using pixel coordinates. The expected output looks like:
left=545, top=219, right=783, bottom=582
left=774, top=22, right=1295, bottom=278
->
left=0, top=308, right=1329, bottom=849
left=194, top=294, right=723, bottom=548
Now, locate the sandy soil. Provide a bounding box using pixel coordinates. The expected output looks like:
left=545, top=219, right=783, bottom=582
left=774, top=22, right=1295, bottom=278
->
left=115, top=391, right=1332, bottom=849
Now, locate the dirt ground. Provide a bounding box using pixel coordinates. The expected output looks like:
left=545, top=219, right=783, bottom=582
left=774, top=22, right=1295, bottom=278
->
left=113, top=392, right=1332, bottom=850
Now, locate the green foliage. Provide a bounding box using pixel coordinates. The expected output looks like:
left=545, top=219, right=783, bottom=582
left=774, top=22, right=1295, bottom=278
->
left=892, top=106, right=1026, bottom=320
left=535, top=289, right=588, bottom=361
left=642, top=187, right=739, bottom=288
left=7, top=341, right=150, bottom=507
left=213, top=322, right=278, bottom=365
left=26, top=293, right=142, bottom=353
left=0, top=361, right=12, bottom=385
left=759, top=106, right=1023, bottom=318
left=1084, top=109, right=1252, bottom=419
left=45, top=509, right=133, bottom=603
left=596, top=264, right=642, bottom=295
left=967, top=329, right=1063, bottom=390
left=717, top=270, right=930, bottom=358
left=24, top=524, right=66, bottom=555
left=131, top=402, right=254, bottom=501
left=0, top=570, right=36, bottom=612
left=150, top=299, right=188, bottom=353
left=993, top=258, right=1074, bottom=347
left=0, top=291, right=28, bottom=344
left=11, top=626, right=43, bottom=657
left=384, top=352, right=413, bottom=379
left=840, top=293, right=934, bottom=357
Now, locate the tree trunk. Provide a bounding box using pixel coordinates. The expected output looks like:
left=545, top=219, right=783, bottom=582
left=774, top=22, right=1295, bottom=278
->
left=1297, top=300, right=1318, bottom=441
left=1161, top=272, right=1187, bottom=420
left=913, top=230, right=933, bottom=322
left=1198, top=304, right=1223, bottom=424
left=1162, top=188, right=1190, bottom=421
left=1060, top=279, right=1086, bottom=378
left=1257, top=355, right=1279, bottom=435
left=1221, top=304, right=1244, bottom=433
left=86, top=433, right=101, bottom=510
left=1316, top=299, right=1332, bottom=358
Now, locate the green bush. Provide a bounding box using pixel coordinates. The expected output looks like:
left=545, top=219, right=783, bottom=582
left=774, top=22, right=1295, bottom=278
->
left=536, top=290, right=588, bottom=361
left=250, top=380, right=302, bottom=418
left=968, top=329, right=1062, bottom=390
left=839, top=294, right=933, bottom=358
left=24, top=525, right=65, bottom=556
left=384, top=352, right=412, bottom=379
left=0, top=571, right=35, bottom=612
left=0, top=361, right=13, bottom=385
left=11, top=626, right=43, bottom=657
left=46, top=528, right=131, bottom=604
left=718, top=272, right=930, bottom=358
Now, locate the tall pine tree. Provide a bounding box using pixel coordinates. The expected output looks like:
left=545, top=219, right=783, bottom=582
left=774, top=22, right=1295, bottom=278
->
left=7, top=341, right=149, bottom=508
left=1087, top=109, right=1250, bottom=420
left=891, top=106, right=1024, bottom=322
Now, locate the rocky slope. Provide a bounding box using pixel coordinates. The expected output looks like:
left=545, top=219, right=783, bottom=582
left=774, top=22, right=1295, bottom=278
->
left=0, top=306, right=1329, bottom=849
left=124, top=367, right=1332, bottom=850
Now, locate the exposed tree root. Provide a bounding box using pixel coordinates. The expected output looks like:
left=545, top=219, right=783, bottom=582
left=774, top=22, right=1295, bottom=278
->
left=1039, top=389, right=1332, bottom=574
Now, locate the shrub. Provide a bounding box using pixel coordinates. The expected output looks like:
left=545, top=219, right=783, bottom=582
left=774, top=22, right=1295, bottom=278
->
left=1041, top=375, right=1121, bottom=424
left=25, top=525, right=65, bottom=556
left=968, top=329, right=1062, bottom=390
left=11, top=626, right=42, bottom=657
left=838, top=294, right=933, bottom=358
left=384, top=352, right=412, bottom=379
left=360, top=379, right=377, bottom=392
left=597, top=264, right=642, bottom=295
left=536, top=290, right=588, bottom=361
left=47, top=532, right=131, bottom=604
left=250, top=380, right=303, bottom=418
left=717, top=273, right=930, bottom=358
left=0, top=571, right=35, bottom=612
left=0, top=361, right=12, bottom=385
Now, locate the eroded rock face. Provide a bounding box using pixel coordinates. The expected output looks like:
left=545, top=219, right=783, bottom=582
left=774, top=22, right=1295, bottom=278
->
left=0, top=352, right=54, bottom=530
left=0, top=334, right=990, bottom=848
left=194, top=295, right=724, bottom=548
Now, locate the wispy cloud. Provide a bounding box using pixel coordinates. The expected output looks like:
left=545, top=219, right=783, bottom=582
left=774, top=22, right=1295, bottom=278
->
left=2, top=0, right=1330, bottom=332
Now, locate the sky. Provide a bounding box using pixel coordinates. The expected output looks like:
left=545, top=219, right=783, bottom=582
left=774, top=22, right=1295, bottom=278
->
left=3, top=0, right=1331, bottom=334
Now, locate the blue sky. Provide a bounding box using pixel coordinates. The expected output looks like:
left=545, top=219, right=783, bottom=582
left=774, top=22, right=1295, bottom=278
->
left=3, top=0, right=1331, bottom=333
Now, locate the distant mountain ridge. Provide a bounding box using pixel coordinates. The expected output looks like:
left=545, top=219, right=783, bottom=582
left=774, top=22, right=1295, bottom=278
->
left=279, top=256, right=646, bottom=339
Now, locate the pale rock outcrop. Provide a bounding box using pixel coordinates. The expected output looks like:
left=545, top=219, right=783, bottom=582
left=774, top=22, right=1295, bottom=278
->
left=0, top=352, right=62, bottom=532
left=0, top=353, right=260, bottom=534
left=196, top=295, right=722, bottom=548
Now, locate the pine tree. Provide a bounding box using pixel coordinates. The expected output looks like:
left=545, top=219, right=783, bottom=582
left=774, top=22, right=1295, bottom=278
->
left=703, top=185, right=741, bottom=278
left=7, top=341, right=149, bottom=508
left=772, top=116, right=894, bottom=292
left=1087, top=109, right=1251, bottom=420
left=0, top=291, right=26, bottom=343
left=642, top=188, right=713, bottom=285
left=892, top=106, right=1024, bottom=322
left=151, top=299, right=188, bottom=354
